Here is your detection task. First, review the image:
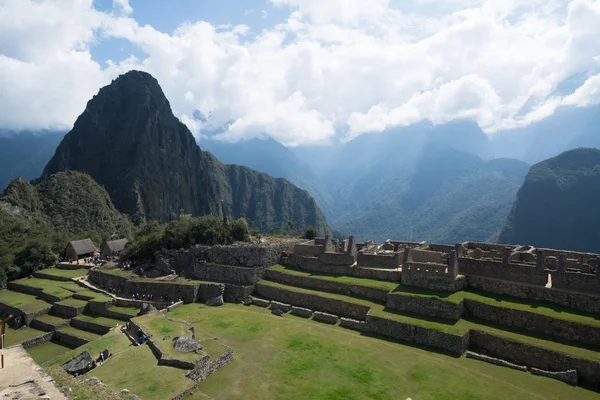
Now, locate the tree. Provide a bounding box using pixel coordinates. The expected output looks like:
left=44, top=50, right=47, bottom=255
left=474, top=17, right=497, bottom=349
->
left=231, top=218, right=250, bottom=241
left=304, top=226, right=316, bottom=240
left=13, top=241, right=57, bottom=277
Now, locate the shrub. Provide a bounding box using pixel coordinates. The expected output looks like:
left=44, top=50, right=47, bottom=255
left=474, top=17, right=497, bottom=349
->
left=304, top=226, right=316, bottom=240
left=231, top=218, right=250, bottom=241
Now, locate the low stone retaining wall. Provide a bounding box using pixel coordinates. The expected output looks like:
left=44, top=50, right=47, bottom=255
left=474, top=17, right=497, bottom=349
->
left=465, top=351, right=527, bottom=371
left=288, top=255, right=400, bottom=282
left=185, top=242, right=299, bottom=268
left=291, top=306, right=313, bottom=318
left=21, top=331, right=53, bottom=349
left=249, top=297, right=270, bottom=307
left=270, top=301, right=292, bottom=312
left=340, top=317, right=365, bottom=331
left=33, top=271, right=73, bottom=281
left=223, top=284, right=254, bottom=303
left=364, top=314, right=469, bottom=355
left=71, top=318, right=112, bottom=335
left=255, top=282, right=371, bottom=320
left=52, top=302, right=86, bottom=318
left=313, top=311, right=338, bottom=324
left=88, top=270, right=225, bottom=304
left=469, top=330, right=600, bottom=386
left=386, top=293, right=463, bottom=321
left=531, top=367, right=578, bottom=385
left=31, top=317, right=69, bottom=332
left=0, top=301, right=52, bottom=326
left=55, top=330, right=90, bottom=347
left=463, top=299, right=600, bottom=347
left=190, top=262, right=266, bottom=285
left=466, top=275, right=600, bottom=314
left=265, top=269, right=389, bottom=303
left=207, top=341, right=235, bottom=376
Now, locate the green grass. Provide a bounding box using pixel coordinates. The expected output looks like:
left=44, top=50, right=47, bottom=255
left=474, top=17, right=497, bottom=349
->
left=0, top=289, right=50, bottom=313
left=26, top=340, right=72, bottom=364
left=269, top=264, right=399, bottom=291
left=34, top=313, right=69, bottom=327
left=134, top=313, right=206, bottom=362
left=45, top=329, right=196, bottom=400
left=55, top=298, right=88, bottom=308
left=166, top=303, right=598, bottom=400
left=11, top=277, right=83, bottom=298
left=58, top=325, right=103, bottom=341
left=108, top=305, right=139, bottom=317
left=2, top=326, right=48, bottom=347
left=73, top=289, right=110, bottom=301
left=36, top=267, right=89, bottom=279
left=74, top=314, right=123, bottom=328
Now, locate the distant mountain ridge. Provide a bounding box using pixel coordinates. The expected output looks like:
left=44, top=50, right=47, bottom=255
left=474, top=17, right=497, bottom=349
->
left=43, top=70, right=329, bottom=235
left=499, top=148, right=600, bottom=253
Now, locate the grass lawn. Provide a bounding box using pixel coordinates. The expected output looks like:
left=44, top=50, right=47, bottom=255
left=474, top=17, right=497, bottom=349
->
left=269, top=264, right=399, bottom=291
left=34, top=314, right=69, bottom=327
left=3, top=326, right=47, bottom=347
left=55, top=298, right=89, bottom=308
left=73, top=289, right=111, bottom=301
left=11, top=277, right=83, bottom=298
left=36, top=267, right=89, bottom=279
left=0, top=289, right=50, bottom=313
left=165, top=304, right=597, bottom=400
left=27, top=340, right=72, bottom=364
left=134, top=313, right=204, bottom=362
left=108, top=305, right=139, bottom=317
left=58, top=325, right=103, bottom=341
left=45, top=330, right=196, bottom=400
left=74, top=314, right=124, bottom=328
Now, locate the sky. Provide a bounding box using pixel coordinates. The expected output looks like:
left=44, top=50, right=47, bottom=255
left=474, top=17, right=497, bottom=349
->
left=1, top=0, right=600, bottom=146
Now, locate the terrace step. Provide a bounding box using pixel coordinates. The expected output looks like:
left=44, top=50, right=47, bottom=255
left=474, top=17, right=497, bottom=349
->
left=55, top=325, right=102, bottom=347
left=95, top=305, right=140, bottom=321
left=30, top=314, right=70, bottom=332
left=71, top=314, right=123, bottom=334
left=52, top=298, right=88, bottom=318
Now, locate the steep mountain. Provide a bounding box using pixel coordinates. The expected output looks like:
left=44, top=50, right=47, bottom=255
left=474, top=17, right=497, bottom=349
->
left=499, top=148, right=600, bottom=253
left=42, top=70, right=328, bottom=234
left=198, top=137, right=334, bottom=216
left=0, top=171, right=133, bottom=286
left=0, top=131, right=64, bottom=190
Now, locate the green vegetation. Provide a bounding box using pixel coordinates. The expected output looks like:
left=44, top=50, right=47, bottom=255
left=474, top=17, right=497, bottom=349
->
left=73, top=314, right=123, bottom=328
left=168, top=304, right=596, bottom=400
left=34, top=314, right=69, bottom=326
left=27, top=341, right=72, bottom=364
left=126, top=215, right=256, bottom=260
left=500, top=148, right=600, bottom=252
left=0, top=170, right=133, bottom=287
left=58, top=325, right=102, bottom=341
left=11, top=278, right=82, bottom=299
left=107, top=305, right=139, bottom=317
left=303, top=225, right=316, bottom=240
left=2, top=326, right=47, bottom=347
left=0, top=289, right=49, bottom=313
left=73, top=289, right=110, bottom=301
left=47, top=365, right=136, bottom=400
left=35, top=267, right=89, bottom=279
left=54, top=298, right=88, bottom=308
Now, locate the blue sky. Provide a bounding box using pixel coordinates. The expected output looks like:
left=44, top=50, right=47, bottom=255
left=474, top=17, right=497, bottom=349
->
left=91, top=0, right=289, bottom=65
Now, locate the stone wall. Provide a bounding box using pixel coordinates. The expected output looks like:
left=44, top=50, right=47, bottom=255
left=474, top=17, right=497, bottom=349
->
left=386, top=293, right=463, bottom=321
left=291, top=306, right=313, bottom=318
left=255, top=282, right=371, bottom=320
left=428, top=244, right=454, bottom=252
left=465, top=351, right=527, bottom=371
left=88, top=270, right=224, bottom=303
left=356, top=252, right=400, bottom=269
left=55, top=329, right=90, bottom=347
left=190, top=242, right=299, bottom=267
left=458, top=257, right=547, bottom=286
left=469, top=330, right=600, bottom=386
left=319, top=252, right=357, bottom=266
left=313, top=311, right=338, bottom=324
left=52, top=302, right=86, bottom=318
left=70, top=318, right=112, bottom=334
left=288, top=255, right=400, bottom=282
left=552, top=270, right=600, bottom=296
left=265, top=269, right=390, bottom=303
left=340, top=317, right=365, bottom=331
left=466, top=275, right=600, bottom=314
left=402, top=265, right=464, bottom=292
left=364, top=314, right=469, bottom=355
left=531, top=367, right=578, bottom=385
left=0, top=301, right=52, bottom=326
left=21, top=331, right=53, bottom=349
left=31, top=317, right=69, bottom=332
left=223, top=284, right=254, bottom=303
left=190, top=262, right=266, bottom=285
left=32, top=271, right=72, bottom=281
left=294, top=242, right=324, bottom=257
left=463, top=299, right=600, bottom=347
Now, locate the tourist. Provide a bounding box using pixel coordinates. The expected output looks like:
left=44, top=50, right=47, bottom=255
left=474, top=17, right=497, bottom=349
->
left=99, top=351, right=104, bottom=366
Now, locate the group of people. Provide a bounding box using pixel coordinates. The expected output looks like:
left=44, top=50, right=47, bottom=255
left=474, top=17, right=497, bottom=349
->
left=58, top=255, right=102, bottom=265
left=130, top=293, right=183, bottom=305
left=122, top=261, right=134, bottom=270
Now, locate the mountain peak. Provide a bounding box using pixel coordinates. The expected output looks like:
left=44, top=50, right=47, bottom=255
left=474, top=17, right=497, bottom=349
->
left=42, top=70, right=328, bottom=233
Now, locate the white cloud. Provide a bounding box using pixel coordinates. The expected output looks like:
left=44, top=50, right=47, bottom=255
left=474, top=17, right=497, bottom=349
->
left=1, top=0, right=600, bottom=144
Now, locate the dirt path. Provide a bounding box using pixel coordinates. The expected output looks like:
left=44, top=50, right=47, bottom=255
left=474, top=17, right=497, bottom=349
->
left=0, top=345, right=68, bottom=399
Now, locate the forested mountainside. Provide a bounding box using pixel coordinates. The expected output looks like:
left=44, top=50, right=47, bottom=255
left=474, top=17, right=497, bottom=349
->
left=0, top=171, right=133, bottom=286
left=0, top=131, right=64, bottom=190
left=42, top=70, right=329, bottom=235
left=499, top=148, right=600, bottom=253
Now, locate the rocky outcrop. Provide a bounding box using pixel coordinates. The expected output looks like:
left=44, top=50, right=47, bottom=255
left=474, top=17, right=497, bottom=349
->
left=173, top=336, right=202, bottom=353
left=62, top=350, right=93, bottom=375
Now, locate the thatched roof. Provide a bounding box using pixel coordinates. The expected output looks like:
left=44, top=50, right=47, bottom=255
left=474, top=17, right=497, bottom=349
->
left=102, top=238, right=128, bottom=253
left=67, top=239, right=97, bottom=255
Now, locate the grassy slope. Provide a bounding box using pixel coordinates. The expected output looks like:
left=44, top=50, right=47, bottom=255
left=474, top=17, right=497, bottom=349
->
left=27, top=341, right=72, bottom=364
left=36, top=267, right=89, bottom=279
left=167, top=304, right=597, bottom=400
left=0, top=289, right=49, bottom=312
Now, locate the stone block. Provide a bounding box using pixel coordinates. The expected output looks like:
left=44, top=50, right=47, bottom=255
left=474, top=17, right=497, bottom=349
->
left=340, top=317, right=364, bottom=331
left=313, top=311, right=338, bottom=324
left=291, top=306, right=312, bottom=318
left=250, top=297, right=270, bottom=307
left=530, top=368, right=578, bottom=386
left=270, top=301, right=292, bottom=312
